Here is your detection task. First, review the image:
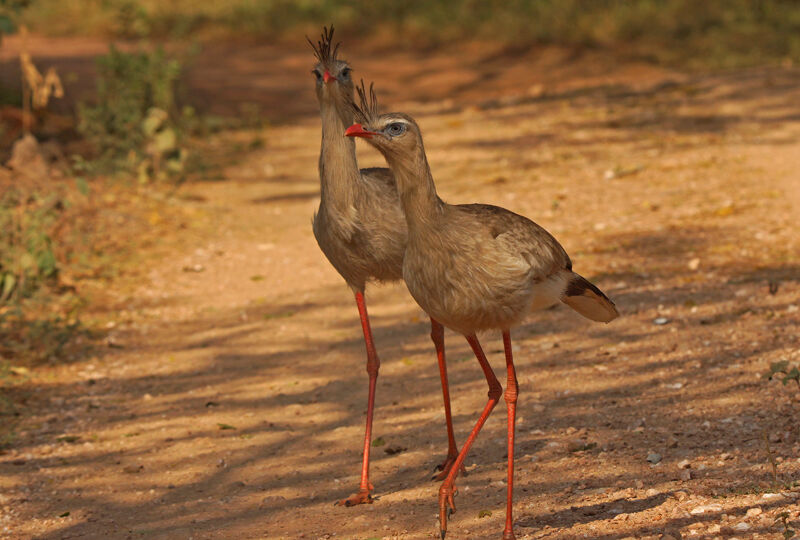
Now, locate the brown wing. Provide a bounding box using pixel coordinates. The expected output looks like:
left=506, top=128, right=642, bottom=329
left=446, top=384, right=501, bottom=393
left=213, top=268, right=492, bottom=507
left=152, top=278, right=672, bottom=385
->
left=455, top=203, right=571, bottom=281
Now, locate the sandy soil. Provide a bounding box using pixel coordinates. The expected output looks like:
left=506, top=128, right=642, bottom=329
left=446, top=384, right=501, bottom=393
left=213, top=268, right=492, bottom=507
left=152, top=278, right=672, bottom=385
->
left=2, top=36, right=800, bottom=540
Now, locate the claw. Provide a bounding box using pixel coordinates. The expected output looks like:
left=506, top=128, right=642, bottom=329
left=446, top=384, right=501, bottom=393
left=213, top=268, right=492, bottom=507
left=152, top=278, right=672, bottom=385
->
left=431, top=455, right=467, bottom=481
left=334, top=488, right=373, bottom=507
left=438, top=483, right=458, bottom=536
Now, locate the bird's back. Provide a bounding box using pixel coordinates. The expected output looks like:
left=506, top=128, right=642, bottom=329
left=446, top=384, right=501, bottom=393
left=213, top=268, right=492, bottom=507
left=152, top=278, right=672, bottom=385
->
left=402, top=201, right=616, bottom=333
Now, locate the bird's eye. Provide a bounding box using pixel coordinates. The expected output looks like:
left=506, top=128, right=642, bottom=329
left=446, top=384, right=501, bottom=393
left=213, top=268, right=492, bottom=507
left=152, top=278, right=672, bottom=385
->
left=386, top=123, right=406, bottom=137
left=312, top=70, right=322, bottom=81
left=340, top=67, right=351, bottom=79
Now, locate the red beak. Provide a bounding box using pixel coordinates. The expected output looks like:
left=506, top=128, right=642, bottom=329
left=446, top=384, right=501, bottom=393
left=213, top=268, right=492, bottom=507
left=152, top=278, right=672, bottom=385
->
left=344, top=123, right=374, bottom=138
left=323, top=70, right=335, bottom=83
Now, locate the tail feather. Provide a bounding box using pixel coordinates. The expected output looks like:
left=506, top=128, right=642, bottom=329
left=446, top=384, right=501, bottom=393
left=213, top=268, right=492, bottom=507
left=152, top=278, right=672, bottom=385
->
left=561, top=273, right=619, bottom=323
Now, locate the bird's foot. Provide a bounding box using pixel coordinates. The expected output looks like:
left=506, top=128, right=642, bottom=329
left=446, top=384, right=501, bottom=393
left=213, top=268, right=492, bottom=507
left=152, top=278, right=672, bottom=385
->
left=334, top=484, right=374, bottom=507
left=438, top=483, right=458, bottom=538
left=431, top=454, right=466, bottom=481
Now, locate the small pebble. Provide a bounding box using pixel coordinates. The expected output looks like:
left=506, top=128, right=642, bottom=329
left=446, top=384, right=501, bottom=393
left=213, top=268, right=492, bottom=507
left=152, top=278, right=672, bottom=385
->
left=733, top=522, right=751, bottom=532
left=677, top=459, right=691, bottom=469
left=667, top=436, right=679, bottom=448
left=671, top=507, right=690, bottom=519
left=690, top=504, right=721, bottom=515
left=567, top=440, right=588, bottom=452
left=653, top=317, right=670, bottom=325
left=647, top=452, right=662, bottom=464
left=745, top=507, right=762, bottom=517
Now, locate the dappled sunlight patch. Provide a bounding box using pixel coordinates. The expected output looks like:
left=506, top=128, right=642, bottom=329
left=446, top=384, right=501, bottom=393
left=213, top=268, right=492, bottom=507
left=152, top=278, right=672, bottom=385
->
left=2, top=34, right=800, bottom=540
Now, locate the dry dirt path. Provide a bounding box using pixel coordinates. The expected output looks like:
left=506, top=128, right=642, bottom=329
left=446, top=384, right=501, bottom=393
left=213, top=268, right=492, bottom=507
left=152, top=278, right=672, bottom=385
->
left=2, top=39, right=800, bottom=540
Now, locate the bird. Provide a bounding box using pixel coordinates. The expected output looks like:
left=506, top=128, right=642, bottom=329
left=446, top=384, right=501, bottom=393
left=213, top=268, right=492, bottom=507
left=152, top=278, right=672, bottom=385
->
left=345, top=82, right=619, bottom=539
left=307, top=27, right=464, bottom=507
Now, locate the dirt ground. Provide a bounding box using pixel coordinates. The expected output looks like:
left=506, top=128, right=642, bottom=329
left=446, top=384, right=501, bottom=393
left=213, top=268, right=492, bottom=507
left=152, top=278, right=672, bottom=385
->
left=2, top=36, right=800, bottom=540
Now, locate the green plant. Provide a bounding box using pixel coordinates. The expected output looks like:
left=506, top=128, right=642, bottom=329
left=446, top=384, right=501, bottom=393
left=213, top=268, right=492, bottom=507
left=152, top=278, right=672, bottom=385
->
left=0, top=308, right=89, bottom=364
left=765, top=360, right=800, bottom=389
left=776, top=511, right=796, bottom=540
left=20, top=1, right=800, bottom=68
left=0, top=0, right=29, bottom=106
left=0, top=0, right=29, bottom=37
left=138, top=107, right=186, bottom=183
left=0, top=171, right=95, bottom=368
left=78, top=45, right=182, bottom=178
left=0, top=187, right=59, bottom=302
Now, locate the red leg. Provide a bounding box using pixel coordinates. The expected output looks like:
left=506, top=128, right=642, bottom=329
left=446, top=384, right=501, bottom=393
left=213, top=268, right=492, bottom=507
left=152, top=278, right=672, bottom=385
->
left=439, top=334, right=502, bottom=538
left=502, top=331, right=518, bottom=540
left=430, top=318, right=464, bottom=481
left=335, top=291, right=379, bottom=506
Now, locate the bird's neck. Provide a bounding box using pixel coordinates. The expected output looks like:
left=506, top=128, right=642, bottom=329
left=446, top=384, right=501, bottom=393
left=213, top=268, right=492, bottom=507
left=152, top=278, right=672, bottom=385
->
left=386, top=145, right=442, bottom=233
left=318, top=100, right=360, bottom=212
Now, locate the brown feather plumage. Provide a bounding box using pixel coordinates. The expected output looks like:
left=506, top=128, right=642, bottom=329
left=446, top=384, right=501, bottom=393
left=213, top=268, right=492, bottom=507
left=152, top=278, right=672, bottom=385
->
left=350, top=84, right=619, bottom=333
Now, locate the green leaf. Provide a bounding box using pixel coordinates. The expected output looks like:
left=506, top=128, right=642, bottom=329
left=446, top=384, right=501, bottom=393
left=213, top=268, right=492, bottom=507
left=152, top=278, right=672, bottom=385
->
left=478, top=510, right=492, bottom=518
left=217, top=423, right=236, bottom=430
left=75, top=177, right=89, bottom=196
left=58, top=511, right=70, bottom=518
left=263, top=311, right=294, bottom=320
left=19, top=253, right=35, bottom=270
left=142, top=108, right=167, bottom=136
left=1, top=273, right=16, bottom=300
left=165, top=154, right=185, bottom=174
left=372, top=437, right=385, bottom=447
left=37, top=249, right=57, bottom=277
left=0, top=16, right=16, bottom=35
left=153, top=128, right=176, bottom=153
left=770, top=361, right=789, bottom=374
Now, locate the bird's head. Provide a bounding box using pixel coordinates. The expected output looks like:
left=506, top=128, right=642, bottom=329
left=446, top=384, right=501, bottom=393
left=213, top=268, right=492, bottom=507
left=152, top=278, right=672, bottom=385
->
left=345, top=81, right=422, bottom=161
left=307, top=26, right=354, bottom=106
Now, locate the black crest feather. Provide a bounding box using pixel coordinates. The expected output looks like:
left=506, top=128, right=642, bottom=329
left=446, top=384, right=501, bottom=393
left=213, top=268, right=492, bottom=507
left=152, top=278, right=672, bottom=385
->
left=306, top=25, right=340, bottom=64
left=354, top=79, right=379, bottom=124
